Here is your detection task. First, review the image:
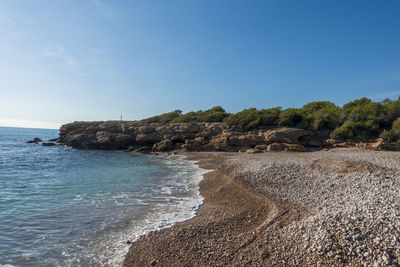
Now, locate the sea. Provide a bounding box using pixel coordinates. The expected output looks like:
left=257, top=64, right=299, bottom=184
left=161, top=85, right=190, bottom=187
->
left=0, top=126, right=208, bottom=266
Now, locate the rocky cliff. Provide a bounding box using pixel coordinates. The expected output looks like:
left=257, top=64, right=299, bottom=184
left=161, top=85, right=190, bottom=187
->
left=57, top=121, right=330, bottom=152
left=57, top=121, right=397, bottom=152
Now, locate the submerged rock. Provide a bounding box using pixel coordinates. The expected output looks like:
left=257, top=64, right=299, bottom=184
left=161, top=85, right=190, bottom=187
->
left=27, top=137, right=42, bottom=144
left=42, top=142, right=56, bottom=146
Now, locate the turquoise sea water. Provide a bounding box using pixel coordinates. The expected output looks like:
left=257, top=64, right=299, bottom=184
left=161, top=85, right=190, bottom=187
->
left=0, top=127, right=207, bottom=266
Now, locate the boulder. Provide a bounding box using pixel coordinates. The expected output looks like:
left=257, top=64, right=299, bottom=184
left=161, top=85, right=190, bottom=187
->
left=254, top=144, right=268, bottom=150
left=153, top=139, right=173, bottom=152
left=137, top=146, right=152, bottom=153
left=126, top=146, right=138, bottom=152
left=246, top=148, right=263, bottom=154
left=267, top=142, right=284, bottom=152
left=284, top=143, right=305, bottom=152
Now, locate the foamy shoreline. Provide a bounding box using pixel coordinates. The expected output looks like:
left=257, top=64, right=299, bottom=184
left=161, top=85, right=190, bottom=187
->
left=97, top=154, right=211, bottom=266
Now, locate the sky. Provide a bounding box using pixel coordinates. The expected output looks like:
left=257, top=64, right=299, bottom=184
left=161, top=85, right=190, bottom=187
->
left=1, top=0, right=400, bottom=129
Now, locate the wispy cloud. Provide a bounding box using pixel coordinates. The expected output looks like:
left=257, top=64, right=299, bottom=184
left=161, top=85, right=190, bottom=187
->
left=87, top=59, right=105, bottom=65
left=92, top=0, right=115, bottom=19
left=43, top=45, right=123, bottom=78
left=0, top=14, right=34, bottom=40
left=136, top=96, right=145, bottom=103
left=43, top=45, right=78, bottom=67
left=86, top=47, right=123, bottom=77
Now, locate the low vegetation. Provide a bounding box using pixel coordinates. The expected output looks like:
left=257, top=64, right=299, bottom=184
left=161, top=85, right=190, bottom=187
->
left=141, top=97, right=400, bottom=143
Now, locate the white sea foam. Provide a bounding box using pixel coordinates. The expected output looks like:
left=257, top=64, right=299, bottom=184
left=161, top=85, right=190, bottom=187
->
left=82, top=154, right=210, bottom=267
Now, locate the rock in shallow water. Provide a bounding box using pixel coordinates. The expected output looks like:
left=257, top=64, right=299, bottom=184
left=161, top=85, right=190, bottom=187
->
left=27, top=137, right=42, bottom=144
left=42, top=142, right=56, bottom=146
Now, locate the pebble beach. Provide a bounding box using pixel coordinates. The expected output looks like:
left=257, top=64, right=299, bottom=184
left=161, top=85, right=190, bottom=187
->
left=124, top=148, right=400, bottom=266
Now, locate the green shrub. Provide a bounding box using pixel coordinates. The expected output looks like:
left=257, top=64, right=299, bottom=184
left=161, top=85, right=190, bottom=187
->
left=383, top=97, right=400, bottom=123
left=300, top=101, right=341, bottom=130
left=341, top=97, right=387, bottom=125
left=224, top=107, right=281, bottom=131
left=141, top=110, right=182, bottom=124
left=171, top=106, right=228, bottom=123
left=392, top=117, right=400, bottom=132
left=278, top=108, right=303, bottom=127
left=331, top=120, right=380, bottom=139
left=380, top=117, right=400, bottom=142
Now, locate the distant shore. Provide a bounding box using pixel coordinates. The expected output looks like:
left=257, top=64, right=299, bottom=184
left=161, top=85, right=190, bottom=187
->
left=124, top=149, right=400, bottom=266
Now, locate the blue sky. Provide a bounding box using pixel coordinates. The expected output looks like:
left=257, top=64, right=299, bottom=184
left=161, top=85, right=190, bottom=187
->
left=1, top=0, right=400, bottom=129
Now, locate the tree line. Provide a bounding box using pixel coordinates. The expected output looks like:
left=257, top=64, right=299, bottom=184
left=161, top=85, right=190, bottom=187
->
left=141, top=97, right=400, bottom=145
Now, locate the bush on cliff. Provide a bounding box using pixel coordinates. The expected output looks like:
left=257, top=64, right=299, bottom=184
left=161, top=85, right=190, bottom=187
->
left=330, top=98, right=388, bottom=139
left=223, top=107, right=281, bottom=131
left=299, top=101, right=341, bottom=130
left=141, top=110, right=182, bottom=124
left=341, top=97, right=387, bottom=125
left=171, top=106, right=228, bottom=123
left=330, top=120, right=380, bottom=139
left=278, top=108, right=303, bottom=127
left=139, top=96, right=400, bottom=142
left=380, top=117, right=400, bottom=143
left=383, top=97, right=400, bottom=123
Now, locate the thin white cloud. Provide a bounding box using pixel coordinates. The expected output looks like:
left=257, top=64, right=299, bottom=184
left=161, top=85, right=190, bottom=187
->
left=92, top=0, right=115, bottom=19
left=43, top=45, right=77, bottom=67
left=136, top=96, right=145, bottom=103
left=87, top=59, right=105, bottom=65
left=87, top=47, right=122, bottom=77
left=0, top=15, right=30, bottom=40
left=43, top=45, right=88, bottom=76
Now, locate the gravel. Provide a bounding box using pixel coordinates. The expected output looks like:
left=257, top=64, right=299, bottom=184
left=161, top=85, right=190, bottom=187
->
left=231, top=148, right=400, bottom=266
left=124, top=148, right=400, bottom=266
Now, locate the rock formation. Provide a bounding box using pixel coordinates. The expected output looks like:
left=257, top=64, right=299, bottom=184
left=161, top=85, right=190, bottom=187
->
left=56, top=121, right=398, bottom=152
left=57, top=121, right=323, bottom=152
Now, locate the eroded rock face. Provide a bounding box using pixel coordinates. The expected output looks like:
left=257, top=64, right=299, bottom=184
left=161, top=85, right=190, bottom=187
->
left=264, top=128, right=311, bottom=144
left=57, top=121, right=326, bottom=152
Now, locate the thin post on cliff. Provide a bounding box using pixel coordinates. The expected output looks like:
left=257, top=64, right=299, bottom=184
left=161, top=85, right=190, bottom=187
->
left=120, top=115, right=125, bottom=133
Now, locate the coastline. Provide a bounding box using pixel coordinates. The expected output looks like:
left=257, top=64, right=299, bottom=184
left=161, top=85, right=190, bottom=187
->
left=124, top=151, right=301, bottom=266
left=124, top=149, right=400, bottom=266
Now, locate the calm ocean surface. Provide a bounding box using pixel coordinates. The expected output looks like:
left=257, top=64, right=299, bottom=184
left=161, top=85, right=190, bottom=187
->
left=0, top=127, right=207, bottom=266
